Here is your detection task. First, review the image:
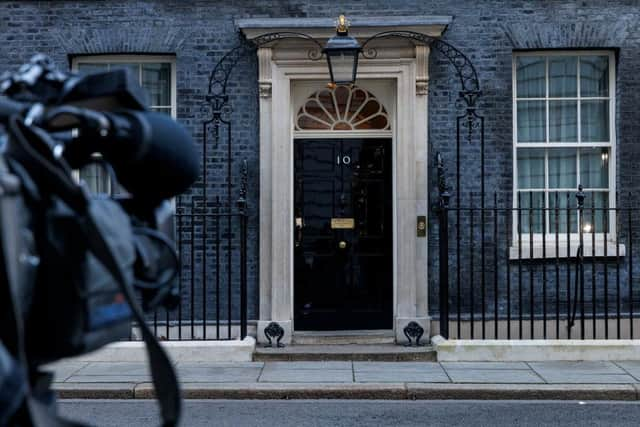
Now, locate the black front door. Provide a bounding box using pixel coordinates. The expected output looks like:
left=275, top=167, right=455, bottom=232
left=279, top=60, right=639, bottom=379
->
left=294, top=138, right=392, bottom=330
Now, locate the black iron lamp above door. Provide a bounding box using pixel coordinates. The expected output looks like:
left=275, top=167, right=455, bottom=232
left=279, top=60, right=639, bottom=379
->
left=323, top=14, right=362, bottom=87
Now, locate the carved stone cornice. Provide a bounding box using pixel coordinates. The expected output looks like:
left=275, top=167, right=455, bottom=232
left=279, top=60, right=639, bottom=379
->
left=415, top=44, right=429, bottom=95
left=258, top=47, right=273, bottom=98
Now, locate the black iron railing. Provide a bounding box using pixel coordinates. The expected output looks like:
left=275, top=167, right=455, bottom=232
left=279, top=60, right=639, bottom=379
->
left=171, top=195, right=248, bottom=340
left=436, top=184, right=639, bottom=340
left=134, top=155, right=249, bottom=341
left=140, top=193, right=248, bottom=341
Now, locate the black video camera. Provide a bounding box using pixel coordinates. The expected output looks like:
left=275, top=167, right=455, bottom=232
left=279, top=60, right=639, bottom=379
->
left=0, top=55, right=197, bottom=426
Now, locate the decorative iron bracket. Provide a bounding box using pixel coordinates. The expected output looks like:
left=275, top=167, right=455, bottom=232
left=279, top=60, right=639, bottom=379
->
left=264, top=322, right=285, bottom=348
left=360, top=30, right=481, bottom=106
left=403, top=321, right=425, bottom=347
left=207, top=29, right=482, bottom=107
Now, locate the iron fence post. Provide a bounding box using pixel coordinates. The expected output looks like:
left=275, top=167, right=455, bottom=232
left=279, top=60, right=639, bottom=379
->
left=436, top=153, right=450, bottom=339
left=238, top=160, right=248, bottom=339
left=576, top=185, right=585, bottom=339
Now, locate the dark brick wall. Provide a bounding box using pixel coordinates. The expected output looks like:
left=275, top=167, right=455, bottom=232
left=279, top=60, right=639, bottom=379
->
left=2, top=1, right=640, bottom=325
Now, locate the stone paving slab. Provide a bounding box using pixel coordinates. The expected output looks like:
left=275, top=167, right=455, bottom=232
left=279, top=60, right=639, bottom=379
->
left=353, top=362, right=449, bottom=383
left=614, top=361, right=640, bottom=381
left=264, top=361, right=352, bottom=370
left=528, top=361, right=638, bottom=384
left=444, top=369, right=545, bottom=384
left=259, top=367, right=354, bottom=383
left=73, top=362, right=151, bottom=377
left=537, top=374, right=638, bottom=384
left=353, top=361, right=443, bottom=372
left=175, top=361, right=263, bottom=369
left=44, top=361, right=89, bottom=382
left=528, top=361, right=627, bottom=374
left=177, top=366, right=263, bottom=383
left=64, top=375, right=151, bottom=383
left=354, top=370, right=450, bottom=383
left=440, top=362, right=530, bottom=370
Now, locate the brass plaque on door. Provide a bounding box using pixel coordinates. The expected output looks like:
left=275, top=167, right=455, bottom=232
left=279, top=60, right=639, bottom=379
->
left=331, top=218, right=355, bottom=229
left=417, top=215, right=426, bottom=237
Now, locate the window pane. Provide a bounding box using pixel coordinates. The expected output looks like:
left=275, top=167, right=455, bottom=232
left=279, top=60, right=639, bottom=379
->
left=549, top=56, right=577, bottom=97
left=516, top=191, right=544, bottom=233
left=580, top=147, right=609, bottom=188
left=517, top=148, right=545, bottom=189
left=549, top=191, right=578, bottom=233
left=580, top=56, right=609, bottom=97
left=549, top=100, right=577, bottom=142
left=517, top=101, right=545, bottom=142
left=581, top=100, right=609, bottom=142
left=142, top=63, right=171, bottom=106
left=582, top=192, right=609, bottom=233
left=548, top=148, right=577, bottom=189
left=516, top=57, right=545, bottom=98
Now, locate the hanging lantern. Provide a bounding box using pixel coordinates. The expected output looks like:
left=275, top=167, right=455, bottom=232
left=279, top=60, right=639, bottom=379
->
left=323, top=15, right=362, bottom=87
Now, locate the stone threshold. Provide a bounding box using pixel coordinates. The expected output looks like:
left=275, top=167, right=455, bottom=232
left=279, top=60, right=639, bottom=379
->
left=292, top=330, right=396, bottom=345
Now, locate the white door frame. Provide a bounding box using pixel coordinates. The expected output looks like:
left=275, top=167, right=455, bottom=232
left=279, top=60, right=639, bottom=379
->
left=249, top=34, right=434, bottom=344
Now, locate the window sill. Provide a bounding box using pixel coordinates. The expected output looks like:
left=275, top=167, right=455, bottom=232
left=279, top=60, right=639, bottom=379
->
left=509, top=242, right=626, bottom=260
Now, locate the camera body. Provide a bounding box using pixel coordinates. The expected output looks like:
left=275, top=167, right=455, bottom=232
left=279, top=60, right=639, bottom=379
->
left=0, top=55, right=188, bottom=425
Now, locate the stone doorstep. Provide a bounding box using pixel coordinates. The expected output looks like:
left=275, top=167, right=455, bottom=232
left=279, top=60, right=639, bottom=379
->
left=291, top=330, right=396, bottom=345
left=54, top=382, right=640, bottom=401
left=254, top=344, right=437, bottom=362
left=432, top=336, right=640, bottom=362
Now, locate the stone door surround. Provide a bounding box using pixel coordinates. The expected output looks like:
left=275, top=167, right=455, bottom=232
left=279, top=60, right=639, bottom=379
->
left=237, top=16, right=452, bottom=344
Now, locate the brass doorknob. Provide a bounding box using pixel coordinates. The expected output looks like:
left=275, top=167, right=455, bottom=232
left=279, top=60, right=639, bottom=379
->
left=338, top=241, right=347, bottom=249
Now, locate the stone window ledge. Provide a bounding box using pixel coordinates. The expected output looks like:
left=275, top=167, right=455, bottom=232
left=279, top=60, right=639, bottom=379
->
left=509, top=241, right=626, bottom=260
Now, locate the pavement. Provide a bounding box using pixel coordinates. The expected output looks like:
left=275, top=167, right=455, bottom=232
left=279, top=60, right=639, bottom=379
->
left=49, top=360, right=640, bottom=400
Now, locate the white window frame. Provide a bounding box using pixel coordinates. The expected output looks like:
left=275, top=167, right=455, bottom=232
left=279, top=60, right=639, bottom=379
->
left=72, top=55, right=177, bottom=117
left=511, top=50, right=619, bottom=258
left=70, top=55, right=177, bottom=195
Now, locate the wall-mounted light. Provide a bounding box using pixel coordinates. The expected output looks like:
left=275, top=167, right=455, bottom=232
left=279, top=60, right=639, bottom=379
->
left=323, top=14, right=362, bottom=87
left=583, top=223, right=592, bottom=233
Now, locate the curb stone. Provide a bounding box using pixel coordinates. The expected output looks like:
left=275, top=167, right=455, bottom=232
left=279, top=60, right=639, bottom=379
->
left=135, top=383, right=408, bottom=400
left=53, top=383, right=136, bottom=399
left=406, top=383, right=638, bottom=401
left=54, top=382, right=640, bottom=400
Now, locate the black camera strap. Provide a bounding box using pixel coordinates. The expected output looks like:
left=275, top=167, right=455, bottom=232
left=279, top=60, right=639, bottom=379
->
left=6, top=117, right=181, bottom=427
left=81, top=216, right=181, bottom=427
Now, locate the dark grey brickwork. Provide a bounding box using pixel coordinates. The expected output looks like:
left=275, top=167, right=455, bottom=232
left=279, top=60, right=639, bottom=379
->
left=2, top=1, right=640, bottom=326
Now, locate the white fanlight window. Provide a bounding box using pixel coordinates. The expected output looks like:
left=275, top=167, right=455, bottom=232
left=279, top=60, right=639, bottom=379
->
left=513, top=51, right=615, bottom=237
left=296, top=85, right=391, bottom=132
left=71, top=55, right=177, bottom=193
